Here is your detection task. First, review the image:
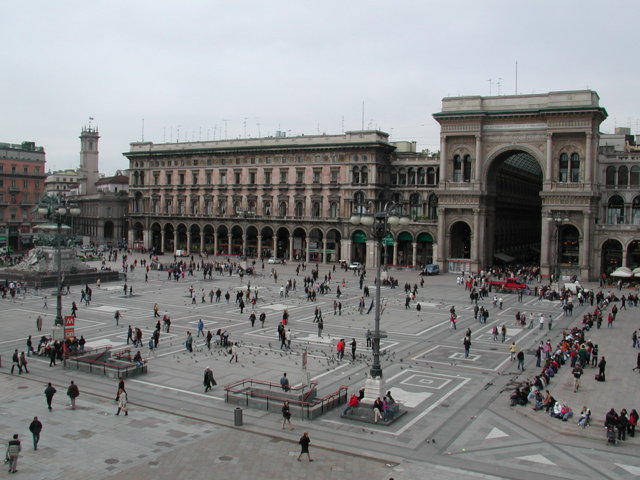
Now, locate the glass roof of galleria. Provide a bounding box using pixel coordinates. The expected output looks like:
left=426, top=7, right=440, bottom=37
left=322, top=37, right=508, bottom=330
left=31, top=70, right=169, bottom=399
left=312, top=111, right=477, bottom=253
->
left=503, top=151, right=542, bottom=176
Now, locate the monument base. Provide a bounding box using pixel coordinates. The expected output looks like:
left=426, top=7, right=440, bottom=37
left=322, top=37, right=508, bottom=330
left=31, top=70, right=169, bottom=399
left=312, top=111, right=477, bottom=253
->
left=362, top=377, right=385, bottom=405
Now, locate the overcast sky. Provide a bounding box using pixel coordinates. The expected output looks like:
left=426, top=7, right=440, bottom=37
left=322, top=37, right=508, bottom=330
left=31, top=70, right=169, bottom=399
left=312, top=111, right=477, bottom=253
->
left=2, top=0, right=639, bottom=175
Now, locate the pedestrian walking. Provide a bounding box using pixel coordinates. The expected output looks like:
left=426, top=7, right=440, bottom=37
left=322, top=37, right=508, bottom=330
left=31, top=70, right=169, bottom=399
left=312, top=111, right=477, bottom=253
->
left=366, top=329, right=372, bottom=347
left=463, top=336, right=471, bottom=358
left=517, top=350, right=525, bottom=371
left=509, top=342, right=517, bottom=361
left=598, top=356, right=607, bottom=381
left=116, top=378, right=125, bottom=401
left=197, top=319, right=204, bottom=337
left=10, top=349, right=21, bottom=375
left=317, top=318, right=324, bottom=337
left=42, top=296, right=48, bottom=309
left=229, top=342, right=238, bottom=363
left=28, top=417, right=42, bottom=450
left=115, top=389, right=128, bottom=416
left=19, top=352, right=29, bottom=373
left=36, top=315, right=43, bottom=331
left=114, top=310, right=121, bottom=326
left=501, top=325, right=507, bottom=343
left=44, top=383, right=56, bottom=411
left=203, top=367, right=216, bottom=392
left=572, top=363, right=583, bottom=392
left=6, top=434, right=21, bottom=473
left=185, top=332, right=193, bottom=352
left=67, top=381, right=79, bottom=410
left=282, top=400, right=294, bottom=430
left=350, top=338, right=357, bottom=361
left=297, top=432, right=313, bottom=461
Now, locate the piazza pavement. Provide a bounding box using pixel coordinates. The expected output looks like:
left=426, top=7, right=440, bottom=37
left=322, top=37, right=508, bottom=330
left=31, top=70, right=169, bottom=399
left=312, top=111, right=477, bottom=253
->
left=1, top=252, right=639, bottom=480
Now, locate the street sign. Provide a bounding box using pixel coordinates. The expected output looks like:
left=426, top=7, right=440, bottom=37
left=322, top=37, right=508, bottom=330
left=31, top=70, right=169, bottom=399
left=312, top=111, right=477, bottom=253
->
left=64, top=315, right=75, bottom=338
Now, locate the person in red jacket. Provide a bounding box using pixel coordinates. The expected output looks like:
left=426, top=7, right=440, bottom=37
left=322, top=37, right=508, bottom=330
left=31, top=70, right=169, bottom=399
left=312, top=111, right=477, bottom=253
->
left=342, top=394, right=359, bottom=415
left=336, top=339, right=345, bottom=361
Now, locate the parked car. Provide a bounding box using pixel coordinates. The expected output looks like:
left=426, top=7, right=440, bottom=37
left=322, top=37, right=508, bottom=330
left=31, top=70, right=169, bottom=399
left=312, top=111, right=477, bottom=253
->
left=268, top=257, right=283, bottom=264
left=348, top=261, right=362, bottom=270
left=421, top=264, right=440, bottom=275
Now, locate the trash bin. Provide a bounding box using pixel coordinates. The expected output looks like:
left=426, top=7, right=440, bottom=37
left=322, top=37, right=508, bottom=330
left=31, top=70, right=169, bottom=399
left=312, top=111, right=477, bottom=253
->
left=234, top=407, right=243, bottom=426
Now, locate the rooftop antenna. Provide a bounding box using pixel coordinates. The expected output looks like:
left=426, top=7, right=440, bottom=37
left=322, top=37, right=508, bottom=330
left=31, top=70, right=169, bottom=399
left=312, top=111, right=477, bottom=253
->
left=497, top=78, right=502, bottom=95
left=223, top=119, right=230, bottom=140
left=243, top=117, right=248, bottom=138
left=176, top=125, right=181, bottom=143
left=88, top=116, right=94, bottom=129
left=341, top=115, right=345, bottom=133
left=487, top=79, right=493, bottom=96
left=515, top=60, right=518, bottom=95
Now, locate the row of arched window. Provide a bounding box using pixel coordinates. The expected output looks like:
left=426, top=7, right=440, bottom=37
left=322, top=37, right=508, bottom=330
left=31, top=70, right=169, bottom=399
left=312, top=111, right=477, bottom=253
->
left=136, top=193, right=341, bottom=219
left=606, top=195, right=640, bottom=225
left=351, top=191, right=439, bottom=220
left=605, top=165, right=640, bottom=188
left=389, top=167, right=439, bottom=185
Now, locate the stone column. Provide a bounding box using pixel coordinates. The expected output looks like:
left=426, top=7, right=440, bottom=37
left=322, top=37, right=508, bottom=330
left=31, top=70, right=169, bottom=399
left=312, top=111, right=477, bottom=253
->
left=305, top=239, right=310, bottom=264
left=322, top=238, right=328, bottom=264
left=173, top=230, right=178, bottom=252
left=341, top=239, right=350, bottom=262
left=392, top=241, right=398, bottom=266
left=585, top=133, right=593, bottom=183
left=440, top=136, right=447, bottom=183
left=472, top=208, right=480, bottom=262
left=366, top=239, right=377, bottom=270
left=257, top=235, right=262, bottom=259
left=160, top=229, right=165, bottom=253
left=272, top=237, right=277, bottom=257
left=242, top=233, right=247, bottom=256
left=227, top=234, right=232, bottom=255
left=412, top=242, right=417, bottom=267
left=213, top=231, right=218, bottom=255
left=186, top=231, right=191, bottom=254
left=475, top=135, right=482, bottom=182
left=437, top=208, right=446, bottom=265
left=546, top=134, right=553, bottom=181
left=582, top=212, right=592, bottom=276
left=200, top=231, right=205, bottom=254
left=288, top=236, right=294, bottom=262
left=540, top=214, right=551, bottom=279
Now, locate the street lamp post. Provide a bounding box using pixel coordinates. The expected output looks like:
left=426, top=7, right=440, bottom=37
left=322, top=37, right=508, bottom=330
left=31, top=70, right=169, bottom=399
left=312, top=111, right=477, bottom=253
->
left=350, top=202, right=409, bottom=386
left=38, top=197, right=81, bottom=326
left=547, top=212, right=569, bottom=286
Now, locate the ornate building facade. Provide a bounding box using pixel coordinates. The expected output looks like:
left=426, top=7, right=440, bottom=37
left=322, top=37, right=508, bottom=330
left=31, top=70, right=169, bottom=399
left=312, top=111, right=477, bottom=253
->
left=124, top=90, right=640, bottom=281
left=124, top=131, right=440, bottom=267
left=0, top=141, right=47, bottom=251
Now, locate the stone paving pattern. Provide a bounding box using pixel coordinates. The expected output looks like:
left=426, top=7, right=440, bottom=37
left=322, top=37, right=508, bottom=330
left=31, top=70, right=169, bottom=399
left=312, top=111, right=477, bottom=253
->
left=1, top=254, right=639, bottom=479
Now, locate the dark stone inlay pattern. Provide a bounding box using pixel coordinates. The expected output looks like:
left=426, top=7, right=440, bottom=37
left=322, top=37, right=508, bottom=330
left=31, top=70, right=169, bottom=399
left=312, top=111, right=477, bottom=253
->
left=105, top=458, right=119, bottom=464
left=218, top=456, right=233, bottom=461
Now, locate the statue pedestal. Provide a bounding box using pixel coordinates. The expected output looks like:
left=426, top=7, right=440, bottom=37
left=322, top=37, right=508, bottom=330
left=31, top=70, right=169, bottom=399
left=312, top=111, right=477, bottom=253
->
left=362, top=377, right=384, bottom=405
left=52, top=326, right=65, bottom=341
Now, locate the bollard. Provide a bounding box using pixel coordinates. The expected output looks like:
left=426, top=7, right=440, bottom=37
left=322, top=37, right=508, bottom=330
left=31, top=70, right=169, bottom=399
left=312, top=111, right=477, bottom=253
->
left=234, top=407, right=243, bottom=426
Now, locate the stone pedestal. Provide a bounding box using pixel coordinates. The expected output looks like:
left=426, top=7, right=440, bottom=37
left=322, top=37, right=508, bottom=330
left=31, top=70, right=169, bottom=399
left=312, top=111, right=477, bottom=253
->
left=52, top=326, right=65, bottom=341
left=361, top=377, right=385, bottom=405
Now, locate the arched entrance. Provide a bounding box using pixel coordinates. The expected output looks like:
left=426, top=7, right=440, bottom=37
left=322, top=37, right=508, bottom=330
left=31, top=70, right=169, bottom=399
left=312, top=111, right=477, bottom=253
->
left=351, top=230, right=367, bottom=263
left=628, top=240, right=640, bottom=269
left=216, top=225, right=229, bottom=255
left=292, top=227, right=307, bottom=261
left=151, top=223, right=161, bottom=252
left=558, top=225, right=580, bottom=278
left=189, top=224, right=201, bottom=254
left=104, top=221, right=114, bottom=241
left=203, top=225, right=215, bottom=253
left=449, top=222, right=470, bottom=273
left=396, top=231, right=413, bottom=266
left=308, top=228, right=324, bottom=262
left=246, top=226, right=259, bottom=257
left=326, top=229, right=341, bottom=262
left=486, top=150, right=543, bottom=264
left=601, top=239, right=623, bottom=274
left=132, top=222, right=144, bottom=251
left=164, top=224, right=175, bottom=252
left=276, top=227, right=290, bottom=259
left=416, top=232, right=433, bottom=265
left=176, top=224, right=188, bottom=251
left=261, top=227, right=274, bottom=258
